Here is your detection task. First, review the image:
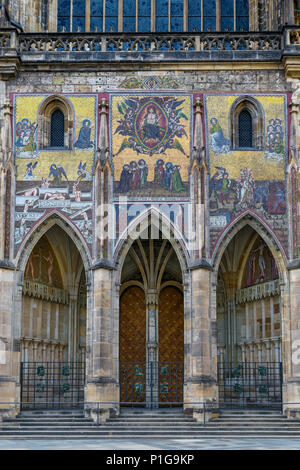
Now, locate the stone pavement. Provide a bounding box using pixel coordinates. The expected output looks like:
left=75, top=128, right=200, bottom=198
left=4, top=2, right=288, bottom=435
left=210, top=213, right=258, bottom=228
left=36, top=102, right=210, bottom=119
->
left=0, top=439, right=300, bottom=450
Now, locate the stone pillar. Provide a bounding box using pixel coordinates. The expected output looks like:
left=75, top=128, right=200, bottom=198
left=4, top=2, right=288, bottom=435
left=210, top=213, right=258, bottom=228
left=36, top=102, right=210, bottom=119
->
left=85, top=266, right=118, bottom=416
left=184, top=265, right=218, bottom=416
left=0, top=267, right=20, bottom=417
left=283, top=267, right=300, bottom=417
left=145, top=289, right=158, bottom=408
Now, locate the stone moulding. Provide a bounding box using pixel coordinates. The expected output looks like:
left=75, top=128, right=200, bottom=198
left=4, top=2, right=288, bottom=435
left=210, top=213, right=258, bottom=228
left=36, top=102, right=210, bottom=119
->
left=22, top=279, right=69, bottom=305
left=235, top=279, right=280, bottom=305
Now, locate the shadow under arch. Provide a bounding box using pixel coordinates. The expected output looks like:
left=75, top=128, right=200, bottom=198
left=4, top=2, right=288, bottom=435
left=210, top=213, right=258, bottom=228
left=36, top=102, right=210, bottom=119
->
left=211, top=211, right=288, bottom=285
left=15, top=210, right=92, bottom=277
left=114, top=206, right=190, bottom=283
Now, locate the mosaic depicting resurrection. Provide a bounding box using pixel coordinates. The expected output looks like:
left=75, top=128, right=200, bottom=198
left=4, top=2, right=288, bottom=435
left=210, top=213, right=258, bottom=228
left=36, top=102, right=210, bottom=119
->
left=13, top=94, right=97, bottom=255
left=204, top=94, right=288, bottom=251
left=111, top=94, right=191, bottom=197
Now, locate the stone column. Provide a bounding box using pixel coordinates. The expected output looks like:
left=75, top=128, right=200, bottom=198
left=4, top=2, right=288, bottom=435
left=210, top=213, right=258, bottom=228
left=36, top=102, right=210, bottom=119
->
left=85, top=266, right=118, bottom=417
left=283, top=266, right=300, bottom=417
left=145, top=289, right=158, bottom=408
left=184, top=265, right=218, bottom=415
left=0, top=267, right=20, bottom=417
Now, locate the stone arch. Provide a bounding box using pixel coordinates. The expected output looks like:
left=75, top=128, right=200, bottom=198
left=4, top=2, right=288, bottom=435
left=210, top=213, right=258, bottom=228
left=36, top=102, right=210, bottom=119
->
left=212, top=211, right=287, bottom=286
left=37, top=94, right=74, bottom=150
left=15, top=210, right=92, bottom=280
left=114, top=207, right=190, bottom=285
left=229, top=95, right=265, bottom=150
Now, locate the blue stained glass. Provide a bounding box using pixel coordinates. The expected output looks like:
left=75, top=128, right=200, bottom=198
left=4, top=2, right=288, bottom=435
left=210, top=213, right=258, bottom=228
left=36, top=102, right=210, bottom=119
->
left=221, top=16, right=234, bottom=31
left=171, top=16, right=183, bottom=32
left=105, top=16, right=118, bottom=31
left=171, top=0, right=183, bottom=16
left=124, top=0, right=136, bottom=16
left=138, top=16, right=151, bottom=31
left=188, top=0, right=201, bottom=16
left=73, top=0, right=85, bottom=16
left=236, top=0, right=249, bottom=16
left=123, top=16, right=136, bottom=32
left=57, top=16, right=70, bottom=32
left=106, top=0, right=118, bottom=16
left=139, top=0, right=151, bottom=16
left=188, top=16, right=201, bottom=31
left=58, top=0, right=70, bottom=16
left=73, top=16, right=85, bottom=31
left=236, top=16, right=249, bottom=30
left=156, top=0, right=168, bottom=16
left=156, top=16, right=169, bottom=31
left=91, top=0, right=103, bottom=16
left=203, top=0, right=216, bottom=16
left=203, top=16, right=216, bottom=31
left=90, top=16, right=103, bottom=32
left=221, top=0, right=233, bottom=16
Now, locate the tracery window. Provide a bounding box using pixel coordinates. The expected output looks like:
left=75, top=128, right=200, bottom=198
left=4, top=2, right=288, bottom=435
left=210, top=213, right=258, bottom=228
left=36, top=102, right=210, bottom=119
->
left=57, top=0, right=249, bottom=32
left=230, top=96, right=264, bottom=151
left=50, top=110, right=65, bottom=148
left=238, top=109, right=252, bottom=148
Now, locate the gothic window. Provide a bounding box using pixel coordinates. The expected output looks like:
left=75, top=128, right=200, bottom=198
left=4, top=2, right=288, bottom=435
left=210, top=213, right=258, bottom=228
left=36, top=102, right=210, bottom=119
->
left=57, top=0, right=249, bottom=33
left=50, top=110, right=65, bottom=148
left=238, top=109, right=252, bottom=148
left=38, top=96, right=73, bottom=150
left=230, top=96, right=264, bottom=151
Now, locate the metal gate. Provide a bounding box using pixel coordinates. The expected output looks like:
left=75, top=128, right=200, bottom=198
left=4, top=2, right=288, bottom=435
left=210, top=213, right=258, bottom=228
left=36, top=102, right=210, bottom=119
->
left=20, top=362, right=85, bottom=410
left=120, top=361, right=184, bottom=408
left=218, top=362, right=283, bottom=409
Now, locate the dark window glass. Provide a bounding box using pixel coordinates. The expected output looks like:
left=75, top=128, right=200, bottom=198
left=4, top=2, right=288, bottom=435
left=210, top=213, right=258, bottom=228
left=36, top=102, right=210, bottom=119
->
left=138, top=16, right=151, bottom=31
left=106, top=0, right=118, bottom=16
left=124, top=0, right=135, bottom=15
left=236, top=16, right=249, bottom=30
left=73, top=0, right=85, bottom=16
left=58, top=16, right=70, bottom=32
left=58, top=0, right=70, bottom=16
left=221, top=16, right=234, bottom=31
left=171, top=0, right=183, bottom=16
left=203, top=0, right=216, bottom=16
left=91, top=0, right=103, bottom=16
left=51, top=110, right=65, bottom=148
left=238, top=110, right=252, bottom=148
left=73, top=16, right=85, bottom=31
left=171, top=15, right=183, bottom=32
left=203, top=16, right=216, bottom=31
left=124, top=16, right=136, bottom=32
left=139, top=0, right=151, bottom=16
left=221, top=0, right=234, bottom=16
left=105, top=16, right=118, bottom=32
left=188, top=0, right=201, bottom=16
left=188, top=16, right=201, bottom=31
left=156, top=0, right=168, bottom=16
left=156, top=16, right=168, bottom=31
left=236, top=0, right=249, bottom=16
left=90, top=16, right=103, bottom=32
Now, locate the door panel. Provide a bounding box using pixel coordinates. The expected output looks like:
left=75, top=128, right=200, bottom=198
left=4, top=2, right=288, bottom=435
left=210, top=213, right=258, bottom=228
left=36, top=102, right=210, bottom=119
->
left=120, top=286, right=146, bottom=404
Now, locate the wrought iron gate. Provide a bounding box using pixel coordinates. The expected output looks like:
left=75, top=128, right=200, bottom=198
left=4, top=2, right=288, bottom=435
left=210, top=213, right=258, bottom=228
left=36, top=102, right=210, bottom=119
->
left=120, top=361, right=184, bottom=408
left=218, top=362, right=283, bottom=409
left=20, top=362, right=85, bottom=410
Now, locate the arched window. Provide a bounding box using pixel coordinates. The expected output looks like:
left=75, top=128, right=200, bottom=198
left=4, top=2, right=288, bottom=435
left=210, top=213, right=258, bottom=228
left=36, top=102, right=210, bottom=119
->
left=229, top=96, right=264, bottom=151
left=238, top=110, right=252, bottom=148
left=38, top=95, right=73, bottom=151
left=50, top=109, right=65, bottom=148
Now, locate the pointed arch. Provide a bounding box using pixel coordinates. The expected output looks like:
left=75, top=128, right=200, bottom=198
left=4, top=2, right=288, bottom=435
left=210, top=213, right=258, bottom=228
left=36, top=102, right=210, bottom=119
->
left=212, top=210, right=288, bottom=285
left=15, top=210, right=92, bottom=276
left=229, top=95, right=265, bottom=150
left=114, top=206, right=190, bottom=283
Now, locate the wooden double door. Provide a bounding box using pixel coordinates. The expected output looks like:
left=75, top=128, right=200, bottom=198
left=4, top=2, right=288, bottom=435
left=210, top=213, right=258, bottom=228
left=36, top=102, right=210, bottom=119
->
left=119, top=286, right=184, bottom=407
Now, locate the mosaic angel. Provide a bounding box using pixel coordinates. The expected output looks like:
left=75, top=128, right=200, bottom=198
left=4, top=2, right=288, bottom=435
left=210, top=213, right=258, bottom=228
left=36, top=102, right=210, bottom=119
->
left=209, top=118, right=231, bottom=154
